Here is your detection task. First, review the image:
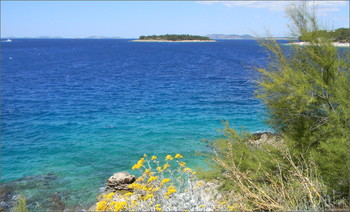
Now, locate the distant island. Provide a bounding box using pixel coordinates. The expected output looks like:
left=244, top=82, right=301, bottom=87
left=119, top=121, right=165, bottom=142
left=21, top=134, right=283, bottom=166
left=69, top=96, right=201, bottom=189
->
left=207, top=34, right=255, bottom=40
left=207, top=34, right=294, bottom=40
left=132, top=34, right=215, bottom=42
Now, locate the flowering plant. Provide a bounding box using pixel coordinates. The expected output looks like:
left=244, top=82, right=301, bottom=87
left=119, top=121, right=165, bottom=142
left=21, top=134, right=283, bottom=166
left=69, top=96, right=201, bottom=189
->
left=95, top=154, right=220, bottom=211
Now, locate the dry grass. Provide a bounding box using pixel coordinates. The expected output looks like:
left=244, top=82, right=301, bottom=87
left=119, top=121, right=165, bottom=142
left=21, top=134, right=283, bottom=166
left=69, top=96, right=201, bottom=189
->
left=210, top=142, right=327, bottom=211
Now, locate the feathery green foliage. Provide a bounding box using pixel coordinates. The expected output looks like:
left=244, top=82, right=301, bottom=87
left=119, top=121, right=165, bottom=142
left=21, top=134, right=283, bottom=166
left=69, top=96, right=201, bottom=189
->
left=202, top=2, right=349, bottom=210
left=256, top=2, right=350, bottom=197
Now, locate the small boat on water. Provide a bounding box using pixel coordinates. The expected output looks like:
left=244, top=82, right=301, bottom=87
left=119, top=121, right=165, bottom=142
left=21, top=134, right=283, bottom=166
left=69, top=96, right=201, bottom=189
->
left=3, top=39, right=12, bottom=42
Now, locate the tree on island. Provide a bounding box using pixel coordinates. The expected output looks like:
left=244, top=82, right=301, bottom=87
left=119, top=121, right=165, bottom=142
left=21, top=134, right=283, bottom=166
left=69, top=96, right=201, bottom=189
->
left=299, top=27, right=350, bottom=42
left=138, top=34, right=211, bottom=41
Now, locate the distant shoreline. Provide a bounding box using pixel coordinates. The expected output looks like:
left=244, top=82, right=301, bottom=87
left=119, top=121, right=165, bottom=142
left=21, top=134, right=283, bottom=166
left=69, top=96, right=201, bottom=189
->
left=286, top=41, right=350, bottom=47
left=131, top=39, right=216, bottom=42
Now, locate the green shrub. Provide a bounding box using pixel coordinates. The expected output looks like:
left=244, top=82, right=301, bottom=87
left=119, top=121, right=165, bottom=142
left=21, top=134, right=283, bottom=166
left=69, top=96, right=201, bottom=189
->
left=202, top=124, right=327, bottom=211
left=256, top=2, right=350, bottom=197
left=203, top=3, right=349, bottom=209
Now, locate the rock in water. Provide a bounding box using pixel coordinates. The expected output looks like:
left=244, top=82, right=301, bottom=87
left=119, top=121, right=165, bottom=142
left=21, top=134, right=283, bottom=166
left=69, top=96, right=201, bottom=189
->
left=105, top=172, right=136, bottom=192
left=0, top=186, right=15, bottom=211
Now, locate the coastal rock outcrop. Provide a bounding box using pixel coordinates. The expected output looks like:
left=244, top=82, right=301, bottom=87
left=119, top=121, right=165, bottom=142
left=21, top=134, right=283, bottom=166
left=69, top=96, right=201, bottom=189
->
left=89, top=172, right=136, bottom=211
left=105, top=172, right=136, bottom=192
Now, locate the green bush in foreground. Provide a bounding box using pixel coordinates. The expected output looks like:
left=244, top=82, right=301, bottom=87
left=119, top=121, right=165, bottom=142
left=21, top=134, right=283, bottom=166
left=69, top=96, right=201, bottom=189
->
left=201, top=124, right=327, bottom=211
left=202, top=2, right=349, bottom=210
left=256, top=2, right=350, bottom=197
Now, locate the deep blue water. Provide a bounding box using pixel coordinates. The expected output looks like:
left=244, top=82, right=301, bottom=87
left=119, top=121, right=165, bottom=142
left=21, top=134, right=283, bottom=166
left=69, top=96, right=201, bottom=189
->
left=1, top=39, right=271, bottom=209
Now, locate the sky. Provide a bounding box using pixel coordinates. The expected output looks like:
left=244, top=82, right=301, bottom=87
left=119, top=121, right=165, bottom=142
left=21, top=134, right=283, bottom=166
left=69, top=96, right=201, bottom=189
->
left=1, top=1, right=349, bottom=38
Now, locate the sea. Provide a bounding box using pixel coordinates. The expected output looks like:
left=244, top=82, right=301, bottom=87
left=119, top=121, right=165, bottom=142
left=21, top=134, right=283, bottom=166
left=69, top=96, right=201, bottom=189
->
left=1, top=39, right=277, bottom=210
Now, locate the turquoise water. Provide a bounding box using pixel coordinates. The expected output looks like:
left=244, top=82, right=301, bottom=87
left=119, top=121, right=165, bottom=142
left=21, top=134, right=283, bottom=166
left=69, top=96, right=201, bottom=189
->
left=1, top=39, right=271, bottom=210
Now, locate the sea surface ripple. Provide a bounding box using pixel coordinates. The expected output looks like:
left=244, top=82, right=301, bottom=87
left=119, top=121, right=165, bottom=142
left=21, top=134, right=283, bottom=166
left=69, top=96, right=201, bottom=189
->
left=1, top=39, right=272, bottom=209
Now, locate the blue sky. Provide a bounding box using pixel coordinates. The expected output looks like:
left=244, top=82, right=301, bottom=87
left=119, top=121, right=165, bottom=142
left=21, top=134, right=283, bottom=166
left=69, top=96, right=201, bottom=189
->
left=1, top=1, right=349, bottom=38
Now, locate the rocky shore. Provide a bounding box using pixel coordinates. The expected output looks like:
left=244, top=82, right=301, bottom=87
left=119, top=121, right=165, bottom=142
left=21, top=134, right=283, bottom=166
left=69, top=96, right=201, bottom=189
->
left=286, top=41, right=350, bottom=47
left=90, top=171, right=222, bottom=211
left=89, top=172, right=136, bottom=211
left=89, top=132, right=278, bottom=211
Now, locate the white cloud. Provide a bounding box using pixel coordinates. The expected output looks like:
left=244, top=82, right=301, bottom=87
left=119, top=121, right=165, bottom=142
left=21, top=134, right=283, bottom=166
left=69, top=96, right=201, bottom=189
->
left=196, top=1, right=348, bottom=13
left=196, top=1, right=221, bottom=5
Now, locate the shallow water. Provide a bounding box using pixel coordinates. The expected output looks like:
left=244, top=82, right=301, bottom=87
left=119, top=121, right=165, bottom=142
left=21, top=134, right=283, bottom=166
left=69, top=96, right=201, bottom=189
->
left=1, top=39, right=271, bottom=209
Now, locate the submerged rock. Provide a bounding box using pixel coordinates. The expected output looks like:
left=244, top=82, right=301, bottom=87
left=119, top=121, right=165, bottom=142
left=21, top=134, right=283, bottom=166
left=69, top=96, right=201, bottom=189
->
left=105, top=172, right=136, bottom=192
left=50, top=192, right=65, bottom=212
left=0, top=186, right=16, bottom=211
left=0, top=173, right=60, bottom=211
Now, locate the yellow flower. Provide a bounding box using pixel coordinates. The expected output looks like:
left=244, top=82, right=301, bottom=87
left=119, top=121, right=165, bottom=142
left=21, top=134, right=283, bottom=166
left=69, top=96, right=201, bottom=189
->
left=192, top=171, right=197, bottom=175
left=103, top=192, right=115, bottom=201
left=164, top=196, right=170, bottom=199
left=153, top=187, right=160, bottom=192
left=163, top=163, right=170, bottom=170
left=196, top=181, right=204, bottom=187
left=144, top=169, right=151, bottom=174
left=155, top=204, right=162, bottom=211
left=179, top=162, right=186, bottom=167
left=96, top=201, right=107, bottom=211
left=220, top=201, right=227, bottom=204
left=123, top=192, right=133, bottom=196
left=160, top=178, right=171, bottom=186
left=200, top=205, right=205, bottom=208
left=183, top=167, right=192, bottom=173
left=132, top=158, right=145, bottom=170
left=143, top=154, right=148, bottom=157
left=165, top=155, right=173, bottom=160
left=175, top=153, right=183, bottom=158
left=151, top=156, right=157, bottom=160
left=136, top=177, right=144, bottom=182
left=147, top=176, right=158, bottom=183
left=156, top=167, right=163, bottom=173
left=114, top=201, right=127, bottom=212
left=165, top=185, right=177, bottom=195
left=132, top=163, right=142, bottom=170
left=128, top=183, right=142, bottom=189
left=227, top=205, right=235, bottom=211
left=144, top=193, right=154, bottom=201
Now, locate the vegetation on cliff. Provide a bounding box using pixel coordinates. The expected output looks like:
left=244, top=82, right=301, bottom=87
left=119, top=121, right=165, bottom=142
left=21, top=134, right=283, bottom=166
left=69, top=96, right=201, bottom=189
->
left=138, top=34, right=211, bottom=41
